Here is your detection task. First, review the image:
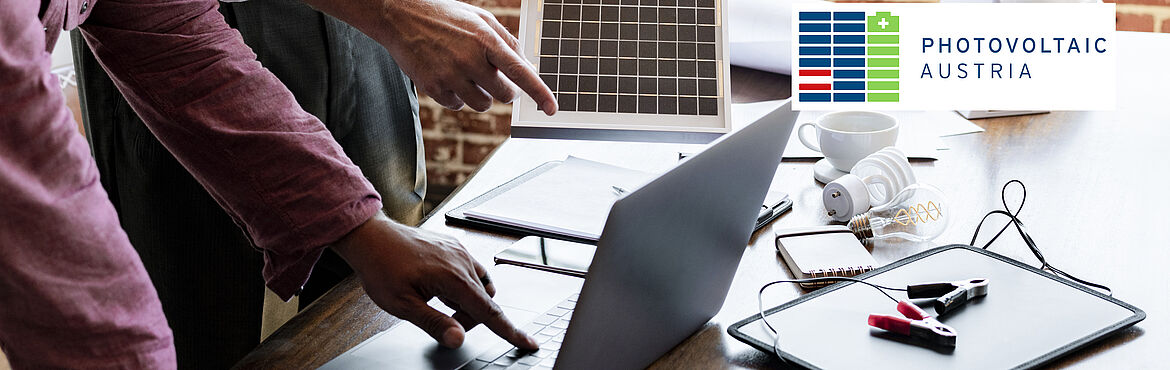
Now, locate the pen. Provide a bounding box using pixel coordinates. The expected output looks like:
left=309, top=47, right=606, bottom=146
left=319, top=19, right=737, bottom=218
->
left=612, top=186, right=628, bottom=195
left=757, top=205, right=774, bottom=223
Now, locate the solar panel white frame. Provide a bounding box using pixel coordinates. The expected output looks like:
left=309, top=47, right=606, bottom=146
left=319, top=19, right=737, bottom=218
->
left=513, top=0, right=732, bottom=137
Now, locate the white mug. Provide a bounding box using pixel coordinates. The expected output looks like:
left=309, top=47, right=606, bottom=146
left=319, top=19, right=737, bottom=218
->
left=797, top=111, right=900, bottom=171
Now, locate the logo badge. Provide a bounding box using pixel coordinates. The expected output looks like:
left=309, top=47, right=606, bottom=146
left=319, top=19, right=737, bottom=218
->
left=791, top=4, right=1116, bottom=111
left=797, top=11, right=901, bottom=104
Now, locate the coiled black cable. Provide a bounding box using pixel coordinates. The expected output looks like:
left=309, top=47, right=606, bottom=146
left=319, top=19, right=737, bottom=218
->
left=969, top=180, right=1111, bottom=295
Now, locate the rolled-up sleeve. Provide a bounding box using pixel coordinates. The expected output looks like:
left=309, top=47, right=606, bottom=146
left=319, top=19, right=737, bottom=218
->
left=77, top=0, right=383, bottom=299
left=0, top=1, right=174, bottom=367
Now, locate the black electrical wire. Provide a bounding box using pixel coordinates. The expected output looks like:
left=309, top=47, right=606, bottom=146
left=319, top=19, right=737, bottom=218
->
left=969, top=180, right=1112, bottom=295
left=756, top=277, right=906, bottom=364
left=757, top=277, right=903, bottom=330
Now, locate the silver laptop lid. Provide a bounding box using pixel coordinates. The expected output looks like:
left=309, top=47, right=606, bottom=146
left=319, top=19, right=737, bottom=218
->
left=553, top=101, right=796, bottom=369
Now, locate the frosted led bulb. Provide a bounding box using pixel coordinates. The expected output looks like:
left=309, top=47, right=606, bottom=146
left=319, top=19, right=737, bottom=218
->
left=848, top=183, right=949, bottom=245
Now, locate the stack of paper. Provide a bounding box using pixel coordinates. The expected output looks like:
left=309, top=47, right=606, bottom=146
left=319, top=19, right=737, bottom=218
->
left=463, top=157, right=655, bottom=241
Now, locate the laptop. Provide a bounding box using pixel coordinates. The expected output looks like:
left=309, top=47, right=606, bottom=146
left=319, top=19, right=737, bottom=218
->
left=321, top=101, right=797, bottom=370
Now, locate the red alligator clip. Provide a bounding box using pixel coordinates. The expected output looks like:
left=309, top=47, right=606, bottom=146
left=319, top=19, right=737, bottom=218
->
left=868, top=301, right=957, bottom=347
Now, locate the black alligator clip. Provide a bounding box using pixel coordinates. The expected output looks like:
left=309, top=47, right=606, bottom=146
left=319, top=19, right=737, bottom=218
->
left=907, top=278, right=989, bottom=315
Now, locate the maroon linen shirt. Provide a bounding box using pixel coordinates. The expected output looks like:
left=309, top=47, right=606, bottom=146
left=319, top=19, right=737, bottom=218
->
left=0, top=0, right=382, bottom=366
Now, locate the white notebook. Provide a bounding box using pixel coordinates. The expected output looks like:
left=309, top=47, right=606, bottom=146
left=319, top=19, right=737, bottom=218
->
left=775, top=226, right=879, bottom=288
left=463, top=157, right=655, bottom=241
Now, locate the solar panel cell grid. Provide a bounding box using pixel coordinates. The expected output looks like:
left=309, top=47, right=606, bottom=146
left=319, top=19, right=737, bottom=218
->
left=536, top=0, right=722, bottom=116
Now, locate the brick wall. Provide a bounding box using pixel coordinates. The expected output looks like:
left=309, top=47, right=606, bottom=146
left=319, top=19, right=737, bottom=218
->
left=1111, top=0, right=1170, bottom=32
left=423, top=0, right=1169, bottom=204
left=420, top=100, right=512, bottom=201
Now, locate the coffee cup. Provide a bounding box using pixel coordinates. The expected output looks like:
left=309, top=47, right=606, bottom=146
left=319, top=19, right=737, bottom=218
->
left=797, top=111, right=899, bottom=171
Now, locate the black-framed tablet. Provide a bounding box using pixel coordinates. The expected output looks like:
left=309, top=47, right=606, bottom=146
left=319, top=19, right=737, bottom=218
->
left=728, top=245, right=1145, bottom=370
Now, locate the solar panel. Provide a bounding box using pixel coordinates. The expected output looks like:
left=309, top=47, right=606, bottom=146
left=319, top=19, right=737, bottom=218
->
left=512, top=0, right=731, bottom=142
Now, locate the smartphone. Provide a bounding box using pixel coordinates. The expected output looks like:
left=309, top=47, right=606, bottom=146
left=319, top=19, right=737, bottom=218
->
left=494, top=236, right=596, bottom=277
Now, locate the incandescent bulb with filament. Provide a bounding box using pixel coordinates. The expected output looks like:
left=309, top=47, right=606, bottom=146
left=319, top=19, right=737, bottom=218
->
left=848, top=183, right=950, bottom=244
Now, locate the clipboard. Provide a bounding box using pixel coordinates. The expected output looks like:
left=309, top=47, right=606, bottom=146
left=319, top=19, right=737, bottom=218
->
left=445, top=161, right=598, bottom=244
left=446, top=160, right=791, bottom=244
left=728, top=245, right=1145, bottom=370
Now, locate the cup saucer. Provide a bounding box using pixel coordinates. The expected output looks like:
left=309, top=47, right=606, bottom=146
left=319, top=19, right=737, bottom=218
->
left=813, top=158, right=849, bottom=184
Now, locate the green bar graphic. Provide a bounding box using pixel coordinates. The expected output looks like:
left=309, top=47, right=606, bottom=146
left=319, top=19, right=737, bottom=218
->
left=868, top=58, right=899, bottom=67
left=868, top=93, right=900, bottom=102
left=867, top=46, right=900, bottom=56
left=868, top=81, right=899, bottom=91
left=867, top=12, right=900, bottom=33
left=867, top=35, right=900, bottom=44
left=867, top=69, right=899, bottom=79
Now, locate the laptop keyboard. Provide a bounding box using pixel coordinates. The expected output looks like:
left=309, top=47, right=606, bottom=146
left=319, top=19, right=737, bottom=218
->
left=459, top=294, right=579, bottom=370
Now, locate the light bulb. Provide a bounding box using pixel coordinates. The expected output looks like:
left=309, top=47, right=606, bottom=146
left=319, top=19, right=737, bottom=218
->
left=848, top=183, right=950, bottom=245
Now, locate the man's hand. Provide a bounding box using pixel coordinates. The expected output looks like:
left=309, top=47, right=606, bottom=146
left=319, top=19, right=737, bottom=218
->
left=332, top=212, right=538, bottom=350
left=304, top=0, right=557, bottom=114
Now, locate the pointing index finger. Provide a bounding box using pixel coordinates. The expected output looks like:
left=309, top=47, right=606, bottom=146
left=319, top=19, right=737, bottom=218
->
left=485, top=37, right=558, bottom=115
left=445, top=279, right=539, bottom=350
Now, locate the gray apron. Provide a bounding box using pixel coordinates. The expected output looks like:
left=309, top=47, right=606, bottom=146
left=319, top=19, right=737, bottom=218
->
left=71, top=0, right=424, bottom=367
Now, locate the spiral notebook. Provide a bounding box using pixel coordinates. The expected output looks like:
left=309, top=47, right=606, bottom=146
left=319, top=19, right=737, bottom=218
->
left=775, top=226, right=878, bottom=288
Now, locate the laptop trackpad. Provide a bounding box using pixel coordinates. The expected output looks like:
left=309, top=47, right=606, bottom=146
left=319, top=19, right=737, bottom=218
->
left=320, top=265, right=583, bottom=369
left=319, top=306, right=539, bottom=370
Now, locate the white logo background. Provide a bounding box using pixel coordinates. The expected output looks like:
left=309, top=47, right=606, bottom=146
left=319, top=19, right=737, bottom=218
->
left=792, top=3, right=1116, bottom=111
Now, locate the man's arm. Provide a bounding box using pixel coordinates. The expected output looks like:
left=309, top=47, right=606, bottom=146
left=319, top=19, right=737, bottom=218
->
left=79, top=0, right=536, bottom=350
left=301, top=0, right=558, bottom=114
left=0, top=1, right=174, bottom=367
left=79, top=0, right=382, bottom=298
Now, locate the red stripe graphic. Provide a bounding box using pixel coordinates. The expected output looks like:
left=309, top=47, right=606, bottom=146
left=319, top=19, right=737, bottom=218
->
left=799, top=69, right=832, bottom=77
left=799, top=83, right=832, bottom=90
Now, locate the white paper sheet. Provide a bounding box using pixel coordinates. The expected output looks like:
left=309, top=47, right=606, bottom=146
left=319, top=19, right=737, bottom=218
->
left=464, top=157, right=655, bottom=241
left=910, top=111, right=986, bottom=137
left=730, top=99, right=792, bottom=128
left=728, top=0, right=824, bottom=74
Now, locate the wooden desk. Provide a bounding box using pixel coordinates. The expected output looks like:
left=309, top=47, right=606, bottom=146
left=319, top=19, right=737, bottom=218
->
left=237, top=32, right=1169, bottom=369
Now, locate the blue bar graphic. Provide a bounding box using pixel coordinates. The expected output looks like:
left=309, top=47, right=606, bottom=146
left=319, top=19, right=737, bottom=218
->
left=833, top=23, right=865, bottom=32
left=834, top=12, right=865, bottom=21
left=800, top=47, right=832, bottom=56
left=833, top=47, right=865, bottom=55
left=800, top=93, right=832, bottom=102
left=833, top=58, right=864, bottom=67
left=833, top=70, right=865, bottom=79
left=834, top=35, right=864, bottom=44
left=799, top=23, right=831, bottom=32
left=799, top=12, right=831, bottom=21
left=834, top=93, right=866, bottom=102
left=834, top=81, right=865, bottom=90
left=800, top=58, right=831, bottom=67
left=800, top=35, right=831, bottom=44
